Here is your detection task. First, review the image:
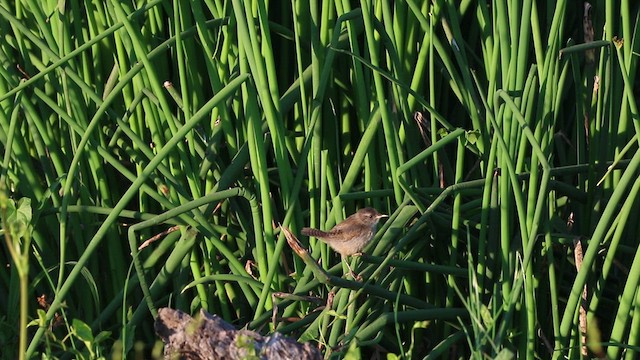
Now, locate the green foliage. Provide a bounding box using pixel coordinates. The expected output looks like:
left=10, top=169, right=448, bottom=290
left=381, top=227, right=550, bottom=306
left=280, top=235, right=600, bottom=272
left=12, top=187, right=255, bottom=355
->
left=70, top=318, right=112, bottom=360
left=2, top=197, right=32, bottom=240
left=0, top=0, right=639, bottom=359
left=1, top=194, right=33, bottom=359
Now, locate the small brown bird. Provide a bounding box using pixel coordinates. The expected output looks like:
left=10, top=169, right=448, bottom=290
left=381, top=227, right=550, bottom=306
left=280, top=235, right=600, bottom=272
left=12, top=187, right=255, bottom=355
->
left=302, top=207, right=388, bottom=280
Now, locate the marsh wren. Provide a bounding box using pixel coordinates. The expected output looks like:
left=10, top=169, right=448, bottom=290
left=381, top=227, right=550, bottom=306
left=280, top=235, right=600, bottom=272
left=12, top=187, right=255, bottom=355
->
left=301, top=207, right=388, bottom=280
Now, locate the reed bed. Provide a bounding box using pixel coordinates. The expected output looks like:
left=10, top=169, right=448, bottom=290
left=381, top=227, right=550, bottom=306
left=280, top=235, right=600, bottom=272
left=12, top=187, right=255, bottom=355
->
left=0, top=1, right=639, bottom=358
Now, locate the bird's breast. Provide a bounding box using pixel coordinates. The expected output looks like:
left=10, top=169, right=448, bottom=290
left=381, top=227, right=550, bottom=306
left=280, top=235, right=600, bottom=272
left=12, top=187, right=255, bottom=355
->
left=327, top=230, right=374, bottom=256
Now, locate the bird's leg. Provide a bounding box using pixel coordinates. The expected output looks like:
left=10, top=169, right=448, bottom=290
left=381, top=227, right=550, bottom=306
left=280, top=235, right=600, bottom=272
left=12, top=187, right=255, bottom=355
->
left=341, top=256, right=362, bottom=281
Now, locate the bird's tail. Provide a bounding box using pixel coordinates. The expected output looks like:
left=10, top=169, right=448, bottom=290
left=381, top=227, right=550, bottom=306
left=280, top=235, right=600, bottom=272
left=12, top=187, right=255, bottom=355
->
left=301, top=227, right=329, bottom=238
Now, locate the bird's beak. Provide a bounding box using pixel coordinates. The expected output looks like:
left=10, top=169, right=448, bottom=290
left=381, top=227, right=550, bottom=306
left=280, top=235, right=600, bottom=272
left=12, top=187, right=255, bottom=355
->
left=378, top=214, right=389, bottom=219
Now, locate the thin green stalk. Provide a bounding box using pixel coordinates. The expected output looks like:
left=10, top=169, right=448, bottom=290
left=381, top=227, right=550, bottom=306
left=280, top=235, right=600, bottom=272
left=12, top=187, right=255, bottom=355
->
left=360, top=0, right=403, bottom=205
left=559, top=146, right=640, bottom=346
left=26, top=73, right=249, bottom=357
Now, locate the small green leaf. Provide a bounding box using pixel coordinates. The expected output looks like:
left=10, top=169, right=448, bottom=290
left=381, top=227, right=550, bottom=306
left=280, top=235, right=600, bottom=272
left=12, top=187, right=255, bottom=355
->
left=325, top=310, right=348, bottom=320
left=412, top=320, right=430, bottom=331
left=15, top=198, right=32, bottom=224
left=73, top=318, right=94, bottom=343
left=94, top=330, right=112, bottom=344
left=27, top=309, right=48, bottom=328
left=480, top=304, right=493, bottom=328
left=3, top=197, right=32, bottom=239
left=494, top=348, right=515, bottom=360
left=465, top=130, right=481, bottom=145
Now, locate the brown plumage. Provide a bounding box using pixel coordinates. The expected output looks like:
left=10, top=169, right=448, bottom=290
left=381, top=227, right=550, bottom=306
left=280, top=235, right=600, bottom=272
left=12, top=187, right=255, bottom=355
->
left=301, top=208, right=388, bottom=279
